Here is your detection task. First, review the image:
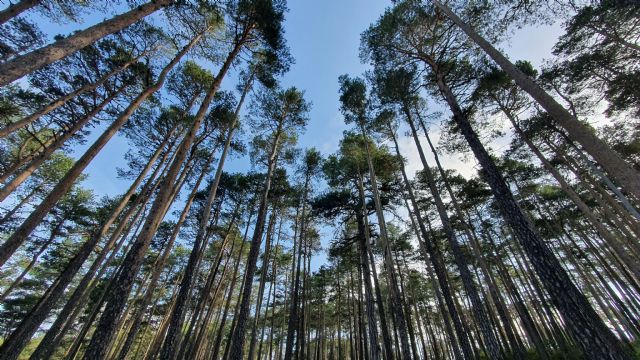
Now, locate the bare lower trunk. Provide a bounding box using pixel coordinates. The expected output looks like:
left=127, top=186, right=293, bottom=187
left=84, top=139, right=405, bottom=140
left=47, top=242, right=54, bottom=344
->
left=0, top=0, right=172, bottom=86
left=81, top=27, right=235, bottom=359
left=434, top=70, right=633, bottom=360
left=403, top=109, right=502, bottom=359
left=228, top=118, right=284, bottom=360
left=388, top=124, right=470, bottom=360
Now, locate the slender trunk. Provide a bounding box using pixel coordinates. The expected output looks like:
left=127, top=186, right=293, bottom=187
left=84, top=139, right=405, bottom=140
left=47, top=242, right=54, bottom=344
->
left=0, top=86, right=126, bottom=201
left=247, top=207, right=278, bottom=360
left=284, top=173, right=311, bottom=360
left=357, top=123, right=412, bottom=360
left=0, top=0, right=173, bottom=86
left=81, top=57, right=232, bottom=360
left=1, top=129, right=174, bottom=360
left=433, top=0, right=640, bottom=201
left=0, top=0, right=39, bottom=26
left=114, top=147, right=211, bottom=360
left=158, top=60, right=251, bottom=360
left=228, top=115, right=284, bottom=359
left=210, top=221, right=250, bottom=360
left=387, top=122, right=471, bottom=360
left=432, top=69, right=633, bottom=359
left=0, top=49, right=150, bottom=138
left=356, top=172, right=393, bottom=360
left=0, top=31, right=202, bottom=268
left=354, top=190, right=381, bottom=360
left=403, top=108, right=502, bottom=359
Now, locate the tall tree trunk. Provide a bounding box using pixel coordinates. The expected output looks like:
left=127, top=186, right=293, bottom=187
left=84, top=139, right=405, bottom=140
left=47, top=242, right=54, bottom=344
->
left=114, top=146, right=211, bottom=360
left=387, top=121, right=472, bottom=360
left=158, top=63, right=252, bottom=360
left=431, top=69, right=633, bottom=359
left=210, top=218, right=250, bottom=360
left=0, top=0, right=173, bottom=86
left=357, top=171, right=394, bottom=360
left=0, top=127, right=175, bottom=360
left=0, top=0, right=39, bottom=26
left=228, top=115, right=285, bottom=359
left=0, top=31, right=203, bottom=268
left=354, top=185, right=382, bottom=360
left=402, top=108, right=502, bottom=359
left=247, top=207, right=278, bottom=360
left=432, top=0, right=640, bottom=201
left=80, top=28, right=237, bottom=359
left=357, top=123, right=412, bottom=360
left=284, top=170, right=312, bottom=360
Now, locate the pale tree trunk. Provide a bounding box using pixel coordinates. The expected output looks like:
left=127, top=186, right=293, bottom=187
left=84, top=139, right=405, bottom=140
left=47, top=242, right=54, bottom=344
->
left=0, top=0, right=173, bottom=86
left=357, top=122, right=412, bottom=360
left=432, top=0, right=640, bottom=201
left=247, top=207, right=278, bottom=360
left=0, top=31, right=203, bottom=268
left=114, top=146, right=212, bottom=360
left=0, top=0, right=39, bottom=26
left=283, top=182, right=308, bottom=360
left=0, top=114, right=177, bottom=360
left=0, top=86, right=126, bottom=201
left=26, top=140, right=184, bottom=360
left=402, top=108, right=503, bottom=359
left=432, top=68, right=633, bottom=359
left=81, top=26, right=240, bottom=359
left=210, top=205, right=253, bottom=360
left=355, top=176, right=382, bottom=360
left=228, top=118, right=284, bottom=360
left=357, top=172, right=393, bottom=360
left=388, top=123, right=469, bottom=360
left=157, top=64, right=252, bottom=360
left=0, top=49, right=152, bottom=138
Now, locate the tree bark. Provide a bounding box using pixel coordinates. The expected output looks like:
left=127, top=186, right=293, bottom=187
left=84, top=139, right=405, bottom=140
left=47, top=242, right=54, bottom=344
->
left=432, top=69, right=633, bottom=359
left=432, top=0, right=640, bottom=201
left=0, top=49, right=150, bottom=138
left=0, top=0, right=172, bottom=86
left=228, top=116, right=285, bottom=359
left=0, top=31, right=201, bottom=268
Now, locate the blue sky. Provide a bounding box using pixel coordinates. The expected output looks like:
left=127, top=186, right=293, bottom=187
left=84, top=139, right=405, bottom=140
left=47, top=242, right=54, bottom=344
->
left=9, top=0, right=564, bottom=270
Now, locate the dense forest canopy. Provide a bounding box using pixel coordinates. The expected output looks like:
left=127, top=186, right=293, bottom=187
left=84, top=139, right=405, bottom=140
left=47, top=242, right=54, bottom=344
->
left=0, top=0, right=639, bottom=359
